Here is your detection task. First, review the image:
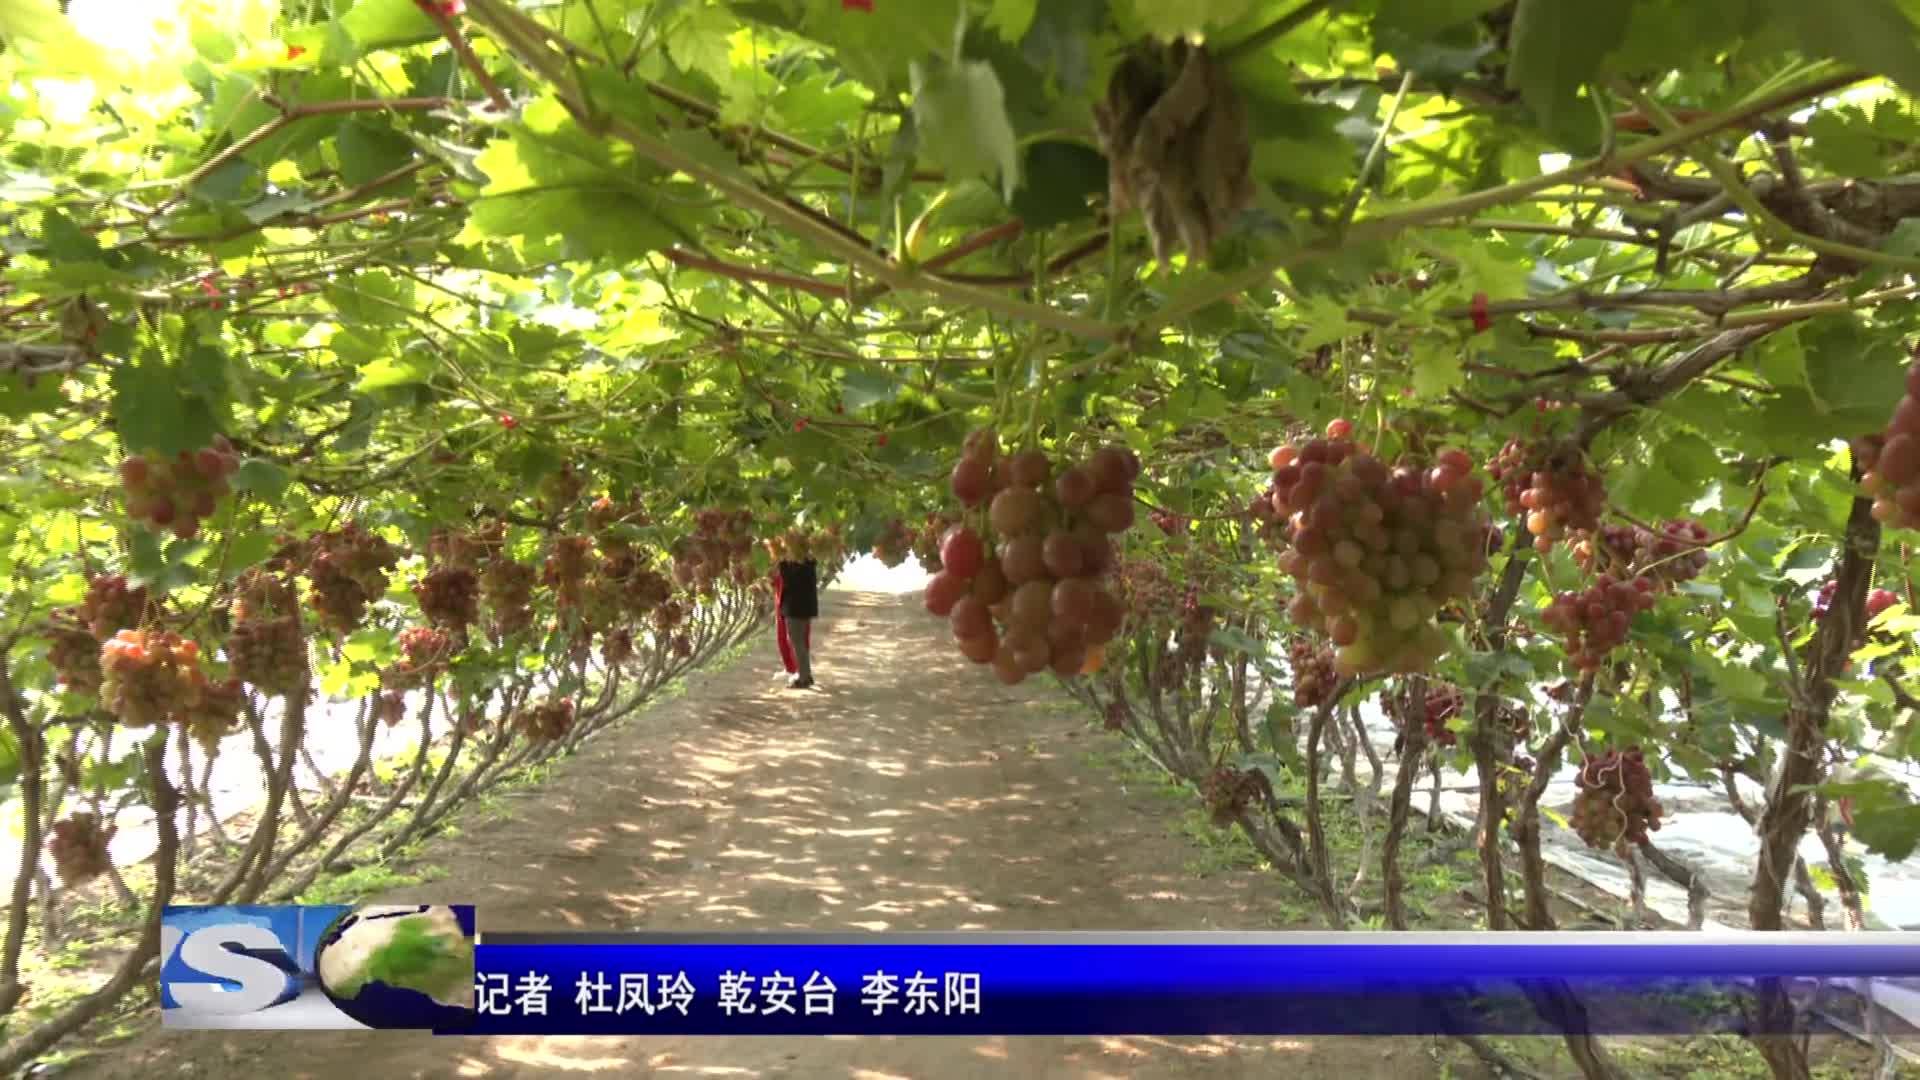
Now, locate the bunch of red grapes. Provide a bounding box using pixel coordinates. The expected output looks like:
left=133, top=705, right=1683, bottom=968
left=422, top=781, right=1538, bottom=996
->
left=225, top=613, right=306, bottom=695
left=670, top=632, right=694, bottom=659
left=45, top=574, right=155, bottom=694
left=924, top=434, right=1137, bottom=686
left=47, top=813, right=115, bottom=888
left=1203, top=765, right=1265, bottom=826
left=1819, top=581, right=1902, bottom=622
left=1569, top=747, right=1664, bottom=849
left=1150, top=508, right=1187, bottom=536
left=44, top=614, right=104, bottom=694
left=1269, top=420, right=1493, bottom=676
left=377, top=690, right=408, bottom=728
left=1422, top=684, right=1463, bottom=746
left=1574, top=520, right=1711, bottom=588
left=543, top=535, right=595, bottom=611
left=1173, top=591, right=1219, bottom=669
left=603, top=626, right=636, bottom=667
left=384, top=626, right=456, bottom=690
left=178, top=672, right=245, bottom=747
left=100, top=630, right=204, bottom=729
left=1115, top=556, right=1176, bottom=628
left=871, top=519, right=913, bottom=568
left=1541, top=574, right=1657, bottom=672
left=429, top=521, right=507, bottom=568
left=229, top=568, right=298, bottom=624
left=304, top=525, right=402, bottom=635
left=672, top=509, right=756, bottom=592
left=119, top=436, right=241, bottom=539
left=912, top=512, right=958, bottom=572
left=1289, top=639, right=1337, bottom=709
left=481, top=557, right=537, bottom=638
left=539, top=463, right=586, bottom=513
left=1488, top=439, right=1607, bottom=554
left=78, top=575, right=149, bottom=638
left=1862, top=357, right=1920, bottom=528
left=652, top=598, right=687, bottom=632
left=414, top=565, right=480, bottom=634
left=587, top=495, right=649, bottom=536
left=515, top=698, right=575, bottom=742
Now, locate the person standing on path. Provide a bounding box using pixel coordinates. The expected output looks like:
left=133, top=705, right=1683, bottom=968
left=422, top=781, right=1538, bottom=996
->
left=775, top=537, right=819, bottom=690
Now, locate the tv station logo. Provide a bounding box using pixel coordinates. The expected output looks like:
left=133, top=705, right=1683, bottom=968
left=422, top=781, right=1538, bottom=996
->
left=160, top=904, right=476, bottom=1030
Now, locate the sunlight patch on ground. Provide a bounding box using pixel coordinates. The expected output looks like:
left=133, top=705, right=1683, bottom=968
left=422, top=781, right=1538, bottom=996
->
left=492, top=1037, right=631, bottom=1071
left=831, top=554, right=930, bottom=595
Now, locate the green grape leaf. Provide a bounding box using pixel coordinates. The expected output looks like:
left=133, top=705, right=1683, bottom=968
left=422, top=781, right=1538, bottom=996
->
left=910, top=57, right=1021, bottom=202
left=233, top=458, right=291, bottom=500
left=1374, top=0, right=1509, bottom=36
left=1763, top=0, right=1920, bottom=95
left=38, top=208, right=103, bottom=263
left=336, top=121, right=418, bottom=187
left=1506, top=0, right=1633, bottom=136
left=1007, top=140, right=1107, bottom=228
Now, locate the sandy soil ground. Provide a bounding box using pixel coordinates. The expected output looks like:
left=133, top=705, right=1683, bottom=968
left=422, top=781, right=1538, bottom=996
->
left=80, top=588, right=1496, bottom=1079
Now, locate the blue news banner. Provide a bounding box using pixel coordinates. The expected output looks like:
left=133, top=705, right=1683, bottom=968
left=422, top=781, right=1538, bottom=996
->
left=158, top=907, right=1920, bottom=1037
left=464, top=931, right=1920, bottom=1037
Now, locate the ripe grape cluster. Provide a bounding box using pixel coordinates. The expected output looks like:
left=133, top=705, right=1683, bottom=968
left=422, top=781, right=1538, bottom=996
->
left=120, top=438, right=241, bottom=540
left=48, top=813, right=115, bottom=888
left=672, top=509, right=756, bottom=593
left=543, top=535, right=594, bottom=610
left=226, top=614, right=306, bottom=695
left=670, top=632, right=693, bottom=659
left=1489, top=439, right=1607, bottom=554
left=1174, top=588, right=1216, bottom=663
left=515, top=698, right=575, bottom=742
left=44, top=574, right=156, bottom=695
left=587, top=495, right=648, bottom=536
left=385, top=626, right=456, bottom=690
left=652, top=598, right=687, bottom=632
left=911, top=513, right=957, bottom=572
left=230, top=568, right=298, bottom=624
left=481, top=557, right=537, bottom=638
left=304, top=525, right=402, bottom=635
left=179, top=673, right=245, bottom=747
left=414, top=564, right=480, bottom=634
left=1863, top=360, right=1920, bottom=528
left=603, top=626, right=636, bottom=667
left=539, top=464, right=587, bottom=513
left=1150, top=508, right=1187, bottom=536
left=429, top=522, right=506, bottom=569
left=79, top=575, right=149, bottom=639
left=871, top=519, right=913, bottom=568
left=1422, top=684, right=1463, bottom=747
left=1289, top=639, right=1337, bottom=709
left=44, top=614, right=104, bottom=694
left=1574, top=520, right=1711, bottom=587
left=377, top=691, right=408, bottom=728
left=1870, top=587, right=1901, bottom=620
left=1269, top=422, right=1493, bottom=676
left=1569, top=748, right=1663, bottom=849
left=925, top=435, right=1137, bottom=686
left=100, top=630, right=203, bottom=729
left=1541, top=574, right=1656, bottom=672
left=1203, top=766, right=1265, bottom=826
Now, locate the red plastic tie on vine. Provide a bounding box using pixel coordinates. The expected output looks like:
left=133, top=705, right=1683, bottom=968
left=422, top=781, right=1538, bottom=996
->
left=287, top=45, right=307, bottom=60
left=1469, top=291, right=1491, bottom=334
left=843, top=0, right=874, bottom=10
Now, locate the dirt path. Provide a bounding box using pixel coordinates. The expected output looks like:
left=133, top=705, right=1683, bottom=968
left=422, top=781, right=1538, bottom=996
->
left=85, top=588, right=1463, bottom=1080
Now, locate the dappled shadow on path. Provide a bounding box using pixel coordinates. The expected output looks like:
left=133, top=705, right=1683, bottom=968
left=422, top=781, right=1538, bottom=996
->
left=81, top=589, right=1455, bottom=1080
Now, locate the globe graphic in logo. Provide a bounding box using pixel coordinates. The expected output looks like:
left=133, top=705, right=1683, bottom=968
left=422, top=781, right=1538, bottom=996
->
left=315, top=905, right=476, bottom=1029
